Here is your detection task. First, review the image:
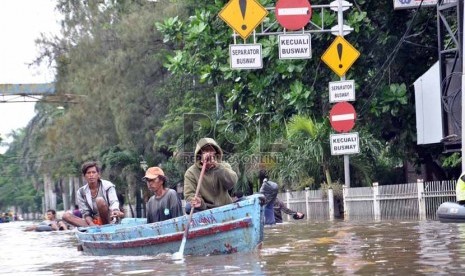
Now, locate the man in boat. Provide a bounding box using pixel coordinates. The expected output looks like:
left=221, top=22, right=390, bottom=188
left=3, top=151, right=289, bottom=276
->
left=184, top=137, right=238, bottom=212
left=456, top=172, right=465, bottom=205
left=144, top=166, right=183, bottom=222
left=25, top=209, right=68, bottom=231
left=62, top=161, right=124, bottom=227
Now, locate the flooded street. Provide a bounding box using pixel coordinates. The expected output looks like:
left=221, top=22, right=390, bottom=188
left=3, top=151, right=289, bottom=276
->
left=2, top=220, right=465, bottom=275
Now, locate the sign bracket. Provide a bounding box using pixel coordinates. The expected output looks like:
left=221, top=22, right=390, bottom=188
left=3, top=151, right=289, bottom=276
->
left=239, top=4, right=352, bottom=38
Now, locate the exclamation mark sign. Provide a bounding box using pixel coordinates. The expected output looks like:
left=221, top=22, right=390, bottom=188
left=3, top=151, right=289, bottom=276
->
left=239, top=0, right=247, bottom=30
left=337, top=43, right=343, bottom=68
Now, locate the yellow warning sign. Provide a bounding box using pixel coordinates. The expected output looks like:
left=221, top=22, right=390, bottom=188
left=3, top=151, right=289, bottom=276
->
left=219, top=0, right=268, bottom=40
left=321, top=36, right=360, bottom=77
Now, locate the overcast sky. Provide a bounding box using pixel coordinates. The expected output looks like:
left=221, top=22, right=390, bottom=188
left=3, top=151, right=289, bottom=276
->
left=0, top=0, right=60, bottom=151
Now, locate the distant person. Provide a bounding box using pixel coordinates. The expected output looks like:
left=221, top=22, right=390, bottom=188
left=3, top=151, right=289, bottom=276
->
left=25, top=209, right=68, bottom=231
left=184, top=138, right=238, bottom=213
left=62, top=161, right=124, bottom=227
left=144, top=166, right=183, bottom=223
left=72, top=204, right=82, bottom=218
left=274, top=198, right=305, bottom=223
left=1, top=213, right=10, bottom=223
left=456, top=172, right=465, bottom=205
left=0, top=213, right=10, bottom=223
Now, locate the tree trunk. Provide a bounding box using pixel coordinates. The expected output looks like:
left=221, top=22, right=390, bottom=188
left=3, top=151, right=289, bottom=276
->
left=325, top=166, right=332, bottom=186
left=43, top=174, right=57, bottom=211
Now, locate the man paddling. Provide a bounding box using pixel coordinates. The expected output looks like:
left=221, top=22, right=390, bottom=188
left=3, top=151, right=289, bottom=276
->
left=184, top=138, right=238, bottom=213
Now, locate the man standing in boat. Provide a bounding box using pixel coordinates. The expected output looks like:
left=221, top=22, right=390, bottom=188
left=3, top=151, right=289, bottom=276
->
left=184, top=137, right=238, bottom=212
left=63, top=161, right=124, bottom=227
left=144, top=166, right=183, bottom=222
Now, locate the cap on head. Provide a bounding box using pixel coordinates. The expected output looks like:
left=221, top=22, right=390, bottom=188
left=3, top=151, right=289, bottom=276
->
left=143, top=167, right=165, bottom=180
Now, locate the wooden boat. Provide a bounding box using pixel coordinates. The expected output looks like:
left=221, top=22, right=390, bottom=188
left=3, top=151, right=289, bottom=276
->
left=75, top=194, right=265, bottom=256
left=436, top=201, right=465, bottom=223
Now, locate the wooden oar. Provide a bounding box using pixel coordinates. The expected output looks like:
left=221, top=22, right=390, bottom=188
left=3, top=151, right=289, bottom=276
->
left=172, top=160, right=207, bottom=260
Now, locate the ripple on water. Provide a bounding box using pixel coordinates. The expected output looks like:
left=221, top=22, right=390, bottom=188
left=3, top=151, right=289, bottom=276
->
left=3, top=219, right=465, bottom=274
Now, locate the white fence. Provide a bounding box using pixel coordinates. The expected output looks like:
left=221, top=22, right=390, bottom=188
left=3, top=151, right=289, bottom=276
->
left=278, top=179, right=456, bottom=222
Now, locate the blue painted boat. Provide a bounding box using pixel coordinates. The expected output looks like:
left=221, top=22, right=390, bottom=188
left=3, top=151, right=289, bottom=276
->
left=436, top=201, right=465, bottom=223
left=75, top=194, right=265, bottom=256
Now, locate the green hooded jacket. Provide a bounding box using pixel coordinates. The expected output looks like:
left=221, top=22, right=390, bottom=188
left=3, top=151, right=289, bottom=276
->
left=184, top=138, right=238, bottom=210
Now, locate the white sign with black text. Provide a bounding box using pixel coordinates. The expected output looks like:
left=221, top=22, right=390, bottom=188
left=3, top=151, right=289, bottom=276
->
left=393, top=0, right=439, bottom=10
left=330, top=132, right=360, bottom=155
left=278, top=34, right=311, bottom=59
left=329, top=80, right=355, bottom=103
left=230, top=44, right=263, bottom=70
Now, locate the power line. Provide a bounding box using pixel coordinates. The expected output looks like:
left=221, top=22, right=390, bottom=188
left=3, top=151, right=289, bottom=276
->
left=358, top=0, right=428, bottom=116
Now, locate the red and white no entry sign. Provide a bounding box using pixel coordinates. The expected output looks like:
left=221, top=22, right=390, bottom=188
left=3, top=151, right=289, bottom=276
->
left=275, top=0, right=312, bottom=31
left=329, top=101, right=356, bottom=133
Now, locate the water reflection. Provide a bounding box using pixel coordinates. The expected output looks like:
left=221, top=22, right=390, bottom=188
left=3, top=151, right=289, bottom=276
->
left=2, top=220, right=465, bottom=275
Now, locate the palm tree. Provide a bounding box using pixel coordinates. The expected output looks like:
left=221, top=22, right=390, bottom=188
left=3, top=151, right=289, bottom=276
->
left=284, top=114, right=384, bottom=189
left=284, top=115, right=333, bottom=189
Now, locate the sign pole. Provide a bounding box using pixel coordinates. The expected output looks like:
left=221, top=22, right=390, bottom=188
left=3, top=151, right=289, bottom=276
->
left=337, top=0, right=351, bottom=187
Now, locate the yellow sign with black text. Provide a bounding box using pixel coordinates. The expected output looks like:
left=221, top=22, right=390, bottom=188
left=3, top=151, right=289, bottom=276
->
left=219, top=0, right=268, bottom=40
left=321, top=36, right=360, bottom=77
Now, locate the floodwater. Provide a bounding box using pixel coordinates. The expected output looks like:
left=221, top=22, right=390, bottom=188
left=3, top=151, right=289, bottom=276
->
left=1, top=219, right=465, bottom=275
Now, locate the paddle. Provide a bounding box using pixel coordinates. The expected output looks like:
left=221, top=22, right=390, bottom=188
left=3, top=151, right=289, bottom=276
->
left=172, top=159, right=207, bottom=260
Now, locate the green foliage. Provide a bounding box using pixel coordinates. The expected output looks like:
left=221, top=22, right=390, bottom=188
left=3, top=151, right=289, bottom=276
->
left=370, top=83, right=408, bottom=116
left=1, top=0, right=451, bottom=213
left=442, top=153, right=462, bottom=169
left=0, top=135, right=43, bottom=212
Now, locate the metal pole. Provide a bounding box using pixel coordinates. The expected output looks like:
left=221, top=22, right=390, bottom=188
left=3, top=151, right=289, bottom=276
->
left=462, top=1, right=465, bottom=172
left=338, top=0, right=344, bottom=35
left=139, top=160, right=148, bottom=218
left=215, top=91, right=220, bottom=117
left=136, top=186, right=142, bottom=218
left=338, top=0, right=351, bottom=187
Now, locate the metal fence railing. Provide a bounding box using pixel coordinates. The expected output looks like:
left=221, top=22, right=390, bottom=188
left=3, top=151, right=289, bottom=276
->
left=278, top=179, right=457, bottom=222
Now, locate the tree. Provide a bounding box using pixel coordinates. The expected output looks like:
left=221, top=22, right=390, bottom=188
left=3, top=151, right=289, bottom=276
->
left=3, top=0, right=450, bottom=214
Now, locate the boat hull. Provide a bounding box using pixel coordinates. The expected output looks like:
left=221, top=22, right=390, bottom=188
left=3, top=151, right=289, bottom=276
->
left=75, top=194, right=265, bottom=256
left=436, top=202, right=465, bottom=223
